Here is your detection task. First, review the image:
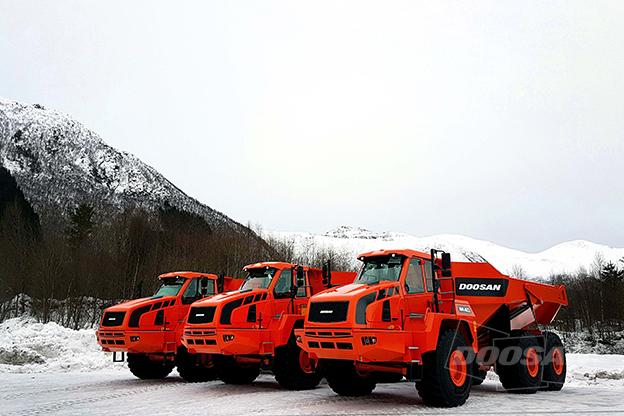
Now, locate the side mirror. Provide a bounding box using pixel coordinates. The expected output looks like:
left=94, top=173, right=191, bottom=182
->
left=217, top=273, right=225, bottom=293
left=200, top=277, right=208, bottom=296
left=322, top=260, right=332, bottom=287
left=441, top=253, right=452, bottom=277
left=296, top=266, right=305, bottom=289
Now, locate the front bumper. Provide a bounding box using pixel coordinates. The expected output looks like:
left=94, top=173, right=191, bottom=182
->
left=295, top=327, right=420, bottom=364
left=182, top=327, right=276, bottom=356
left=95, top=329, right=172, bottom=354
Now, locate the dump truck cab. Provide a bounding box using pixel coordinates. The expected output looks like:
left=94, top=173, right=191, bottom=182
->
left=181, top=261, right=357, bottom=389
left=296, top=249, right=568, bottom=407
left=96, top=271, right=242, bottom=380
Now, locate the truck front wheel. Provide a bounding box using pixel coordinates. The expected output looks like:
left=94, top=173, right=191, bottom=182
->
left=214, top=355, right=260, bottom=384
left=321, top=359, right=376, bottom=396
left=127, top=353, right=174, bottom=380
left=176, top=347, right=217, bottom=382
left=273, top=341, right=322, bottom=390
left=416, top=329, right=472, bottom=407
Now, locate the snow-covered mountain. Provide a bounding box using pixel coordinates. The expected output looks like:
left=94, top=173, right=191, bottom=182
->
left=270, top=226, right=624, bottom=279
left=0, top=98, right=245, bottom=232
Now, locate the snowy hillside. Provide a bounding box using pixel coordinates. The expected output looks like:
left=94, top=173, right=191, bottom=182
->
left=0, top=98, right=244, bottom=231
left=269, top=226, right=624, bottom=278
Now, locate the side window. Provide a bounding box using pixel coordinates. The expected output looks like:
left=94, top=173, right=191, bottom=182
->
left=405, top=259, right=425, bottom=294
left=424, top=261, right=434, bottom=292
left=182, top=279, right=200, bottom=304
left=274, top=269, right=292, bottom=297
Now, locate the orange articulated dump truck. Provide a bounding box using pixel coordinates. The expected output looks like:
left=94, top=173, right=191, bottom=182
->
left=181, top=261, right=357, bottom=389
left=96, top=271, right=242, bottom=380
left=296, top=249, right=568, bottom=407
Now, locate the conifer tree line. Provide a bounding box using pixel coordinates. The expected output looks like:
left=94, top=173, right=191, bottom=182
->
left=1, top=165, right=622, bottom=332
left=0, top=166, right=351, bottom=328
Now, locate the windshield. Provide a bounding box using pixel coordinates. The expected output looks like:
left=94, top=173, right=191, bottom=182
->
left=154, top=276, right=186, bottom=297
left=355, top=255, right=405, bottom=285
left=240, top=267, right=277, bottom=291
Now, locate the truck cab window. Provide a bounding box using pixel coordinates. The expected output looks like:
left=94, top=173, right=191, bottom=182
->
left=424, top=261, right=434, bottom=292
left=405, top=259, right=425, bottom=294
left=182, top=278, right=200, bottom=304
left=274, top=269, right=292, bottom=297
left=355, top=255, right=404, bottom=285
left=154, top=277, right=186, bottom=297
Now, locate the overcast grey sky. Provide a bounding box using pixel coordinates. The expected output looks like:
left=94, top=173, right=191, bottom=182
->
left=1, top=1, right=623, bottom=251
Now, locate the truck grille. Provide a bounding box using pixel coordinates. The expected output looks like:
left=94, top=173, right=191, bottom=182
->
left=101, top=312, right=126, bottom=327
left=188, top=306, right=217, bottom=324
left=308, top=301, right=349, bottom=323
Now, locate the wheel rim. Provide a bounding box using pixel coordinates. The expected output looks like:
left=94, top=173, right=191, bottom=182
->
left=551, top=348, right=564, bottom=376
left=526, top=347, right=539, bottom=378
left=298, top=349, right=314, bottom=374
left=448, top=350, right=467, bottom=387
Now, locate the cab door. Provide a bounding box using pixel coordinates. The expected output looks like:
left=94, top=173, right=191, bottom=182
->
left=401, top=257, right=431, bottom=329
left=272, top=268, right=295, bottom=316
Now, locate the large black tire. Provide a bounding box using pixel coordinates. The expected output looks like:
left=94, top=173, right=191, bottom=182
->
left=127, top=353, right=174, bottom=380
left=322, top=359, right=377, bottom=396
left=176, top=347, right=217, bottom=382
left=416, top=329, right=472, bottom=407
left=496, top=331, right=542, bottom=394
left=541, top=332, right=566, bottom=391
left=214, top=355, right=260, bottom=384
left=273, top=340, right=322, bottom=390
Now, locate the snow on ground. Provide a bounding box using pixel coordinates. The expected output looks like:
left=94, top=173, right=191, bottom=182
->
left=2, top=369, right=623, bottom=416
left=1, top=317, right=623, bottom=415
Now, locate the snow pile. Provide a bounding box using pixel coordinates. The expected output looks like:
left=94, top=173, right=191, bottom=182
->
left=565, top=353, right=624, bottom=387
left=270, top=226, right=624, bottom=279
left=0, top=317, right=118, bottom=373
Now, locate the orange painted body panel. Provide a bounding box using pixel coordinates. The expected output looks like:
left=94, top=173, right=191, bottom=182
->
left=182, top=263, right=357, bottom=359
left=96, top=272, right=242, bottom=358
left=296, top=249, right=568, bottom=376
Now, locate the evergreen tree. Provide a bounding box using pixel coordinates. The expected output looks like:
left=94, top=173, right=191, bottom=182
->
left=66, top=204, right=95, bottom=249
left=0, top=165, right=40, bottom=237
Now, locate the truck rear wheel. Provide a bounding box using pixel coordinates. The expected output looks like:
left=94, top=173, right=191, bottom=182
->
left=127, top=353, right=174, bottom=380
left=273, top=341, right=322, bottom=390
left=214, top=355, right=260, bottom=384
left=176, top=347, right=217, bottom=382
left=416, top=329, right=472, bottom=407
left=541, top=332, right=566, bottom=391
left=322, top=359, right=376, bottom=396
left=497, top=331, right=542, bottom=394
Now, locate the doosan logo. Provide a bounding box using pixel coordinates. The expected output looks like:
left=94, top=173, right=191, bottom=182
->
left=458, top=283, right=502, bottom=291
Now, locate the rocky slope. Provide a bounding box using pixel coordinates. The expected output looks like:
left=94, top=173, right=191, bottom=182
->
left=0, top=98, right=244, bottom=232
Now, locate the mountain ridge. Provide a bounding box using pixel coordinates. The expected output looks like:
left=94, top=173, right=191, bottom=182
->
left=270, top=226, right=624, bottom=278
left=0, top=98, right=246, bottom=233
